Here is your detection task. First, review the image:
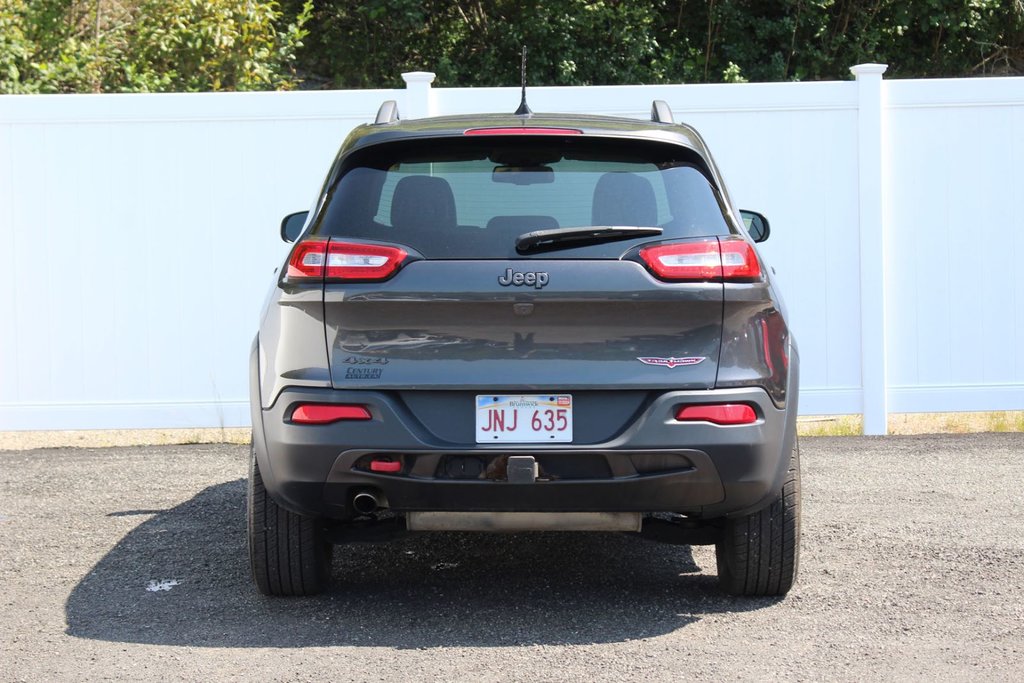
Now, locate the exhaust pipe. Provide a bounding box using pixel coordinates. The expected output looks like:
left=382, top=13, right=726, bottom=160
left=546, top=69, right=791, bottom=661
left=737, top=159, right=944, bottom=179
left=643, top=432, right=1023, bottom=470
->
left=352, top=491, right=381, bottom=514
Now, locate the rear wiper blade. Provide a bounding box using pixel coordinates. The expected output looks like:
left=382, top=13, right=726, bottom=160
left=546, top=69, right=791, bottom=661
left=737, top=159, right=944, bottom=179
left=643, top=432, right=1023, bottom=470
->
left=515, top=225, right=663, bottom=254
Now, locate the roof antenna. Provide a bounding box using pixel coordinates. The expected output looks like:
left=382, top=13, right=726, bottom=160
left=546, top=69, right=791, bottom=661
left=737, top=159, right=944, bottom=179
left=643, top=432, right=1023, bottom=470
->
left=514, top=45, right=533, bottom=116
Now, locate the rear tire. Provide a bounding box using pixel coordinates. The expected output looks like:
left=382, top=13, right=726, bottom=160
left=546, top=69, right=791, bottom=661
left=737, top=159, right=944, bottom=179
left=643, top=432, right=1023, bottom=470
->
left=247, top=440, right=333, bottom=596
left=715, top=441, right=801, bottom=596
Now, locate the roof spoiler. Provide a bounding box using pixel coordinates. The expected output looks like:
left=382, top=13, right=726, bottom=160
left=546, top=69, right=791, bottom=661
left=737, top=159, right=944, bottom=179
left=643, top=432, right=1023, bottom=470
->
left=374, top=98, right=672, bottom=124
left=651, top=100, right=674, bottom=124
left=374, top=100, right=400, bottom=125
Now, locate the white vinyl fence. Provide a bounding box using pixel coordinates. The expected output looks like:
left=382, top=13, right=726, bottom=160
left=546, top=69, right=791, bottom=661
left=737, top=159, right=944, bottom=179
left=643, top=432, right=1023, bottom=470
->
left=1, top=67, right=1022, bottom=434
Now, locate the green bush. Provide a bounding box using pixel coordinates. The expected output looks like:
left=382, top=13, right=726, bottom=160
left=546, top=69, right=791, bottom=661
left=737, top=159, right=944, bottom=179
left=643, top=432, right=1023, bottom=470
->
left=288, top=0, right=1024, bottom=87
left=2, top=1, right=1021, bottom=93
left=0, top=0, right=311, bottom=93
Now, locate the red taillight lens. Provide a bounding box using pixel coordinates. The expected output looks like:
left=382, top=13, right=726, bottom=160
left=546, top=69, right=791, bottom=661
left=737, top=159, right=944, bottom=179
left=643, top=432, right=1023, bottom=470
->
left=640, top=241, right=722, bottom=280
left=291, top=404, right=372, bottom=424
left=286, top=238, right=328, bottom=279
left=326, top=241, right=407, bottom=280
left=463, top=127, right=582, bottom=136
left=719, top=238, right=762, bottom=279
left=639, top=238, right=762, bottom=282
left=675, top=404, right=757, bottom=425
left=286, top=239, right=407, bottom=282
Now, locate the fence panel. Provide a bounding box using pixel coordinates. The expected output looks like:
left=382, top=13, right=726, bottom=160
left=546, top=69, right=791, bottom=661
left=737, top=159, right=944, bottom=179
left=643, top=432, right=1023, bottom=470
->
left=884, top=78, right=1024, bottom=413
left=2, top=73, right=1022, bottom=431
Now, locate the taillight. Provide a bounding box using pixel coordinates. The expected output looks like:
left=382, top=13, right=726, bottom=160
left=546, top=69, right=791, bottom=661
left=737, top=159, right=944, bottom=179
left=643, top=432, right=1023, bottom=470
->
left=639, top=241, right=721, bottom=280
left=326, top=241, right=407, bottom=280
left=286, top=237, right=328, bottom=279
left=285, top=239, right=406, bottom=282
left=720, top=238, right=762, bottom=279
left=291, top=404, right=372, bottom=424
left=675, top=404, right=757, bottom=425
left=639, top=237, right=762, bottom=282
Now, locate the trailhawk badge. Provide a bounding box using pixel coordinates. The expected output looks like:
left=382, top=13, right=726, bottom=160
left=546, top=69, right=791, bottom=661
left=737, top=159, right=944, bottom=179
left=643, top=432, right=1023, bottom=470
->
left=637, top=356, right=706, bottom=368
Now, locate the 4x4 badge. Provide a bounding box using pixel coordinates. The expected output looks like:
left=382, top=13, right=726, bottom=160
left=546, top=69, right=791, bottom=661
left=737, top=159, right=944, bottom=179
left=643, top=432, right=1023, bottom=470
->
left=637, top=356, right=706, bottom=368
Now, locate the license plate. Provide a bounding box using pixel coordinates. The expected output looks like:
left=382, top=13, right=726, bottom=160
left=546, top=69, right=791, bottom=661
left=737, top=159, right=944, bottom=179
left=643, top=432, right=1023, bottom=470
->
left=475, top=394, right=573, bottom=443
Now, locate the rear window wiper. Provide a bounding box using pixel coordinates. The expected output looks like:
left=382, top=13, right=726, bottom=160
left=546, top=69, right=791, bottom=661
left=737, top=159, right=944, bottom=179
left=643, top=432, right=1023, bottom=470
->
left=515, top=225, right=663, bottom=254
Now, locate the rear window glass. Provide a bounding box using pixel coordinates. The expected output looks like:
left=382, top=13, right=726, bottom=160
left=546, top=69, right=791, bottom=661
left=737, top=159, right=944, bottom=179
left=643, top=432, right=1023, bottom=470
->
left=314, top=137, right=731, bottom=258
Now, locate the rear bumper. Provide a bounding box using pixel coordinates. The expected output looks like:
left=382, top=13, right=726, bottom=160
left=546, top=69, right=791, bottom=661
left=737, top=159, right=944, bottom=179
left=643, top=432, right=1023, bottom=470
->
left=253, top=382, right=798, bottom=522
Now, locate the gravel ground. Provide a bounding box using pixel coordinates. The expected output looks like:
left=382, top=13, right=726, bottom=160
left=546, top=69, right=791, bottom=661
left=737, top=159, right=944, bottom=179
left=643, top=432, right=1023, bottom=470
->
left=1, top=434, right=1022, bottom=682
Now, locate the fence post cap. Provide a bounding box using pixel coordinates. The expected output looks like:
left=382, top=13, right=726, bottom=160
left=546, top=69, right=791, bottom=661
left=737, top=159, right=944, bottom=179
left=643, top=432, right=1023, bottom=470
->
left=850, top=63, right=888, bottom=77
left=401, top=72, right=436, bottom=85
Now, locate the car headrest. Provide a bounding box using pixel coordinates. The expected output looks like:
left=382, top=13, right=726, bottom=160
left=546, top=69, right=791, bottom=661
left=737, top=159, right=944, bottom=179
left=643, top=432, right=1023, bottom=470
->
left=592, top=172, right=658, bottom=227
left=390, top=176, right=457, bottom=233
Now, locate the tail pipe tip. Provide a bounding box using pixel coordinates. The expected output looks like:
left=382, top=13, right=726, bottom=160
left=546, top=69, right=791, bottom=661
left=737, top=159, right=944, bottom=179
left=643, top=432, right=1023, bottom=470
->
left=352, top=490, right=384, bottom=514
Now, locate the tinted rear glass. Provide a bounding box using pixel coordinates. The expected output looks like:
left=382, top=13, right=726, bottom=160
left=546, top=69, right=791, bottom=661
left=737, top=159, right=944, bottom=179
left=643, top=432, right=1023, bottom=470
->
left=314, top=137, right=731, bottom=258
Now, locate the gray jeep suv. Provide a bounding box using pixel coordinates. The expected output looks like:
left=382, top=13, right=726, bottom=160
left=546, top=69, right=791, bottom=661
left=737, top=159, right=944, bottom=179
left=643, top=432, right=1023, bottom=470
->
left=248, top=100, right=800, bottom=597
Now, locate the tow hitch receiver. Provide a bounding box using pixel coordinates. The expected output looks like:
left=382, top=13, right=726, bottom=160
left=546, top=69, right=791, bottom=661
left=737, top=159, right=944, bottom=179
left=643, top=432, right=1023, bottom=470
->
left=507, top=456, right=539, bottom=483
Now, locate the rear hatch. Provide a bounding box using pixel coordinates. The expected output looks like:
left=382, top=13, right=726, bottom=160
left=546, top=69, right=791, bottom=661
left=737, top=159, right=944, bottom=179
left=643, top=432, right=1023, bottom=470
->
left=292, top=133, right=750, bottom=440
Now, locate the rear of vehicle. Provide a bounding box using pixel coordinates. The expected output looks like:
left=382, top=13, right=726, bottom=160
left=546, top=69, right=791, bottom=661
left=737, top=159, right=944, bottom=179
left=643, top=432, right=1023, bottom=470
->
left=249, top=114, right=800, bottom=598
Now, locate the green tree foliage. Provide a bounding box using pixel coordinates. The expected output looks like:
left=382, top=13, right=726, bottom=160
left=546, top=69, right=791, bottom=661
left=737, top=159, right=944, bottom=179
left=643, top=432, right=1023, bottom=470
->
left=285, top=0, right=1024, bottom=87
left=0, top=0, right=311, bottom=93
left=696, top=0, right=1024, bottom=82
left=1, top=1, right=1021, bottom=93
left=282, top=0, right=674, bottom=87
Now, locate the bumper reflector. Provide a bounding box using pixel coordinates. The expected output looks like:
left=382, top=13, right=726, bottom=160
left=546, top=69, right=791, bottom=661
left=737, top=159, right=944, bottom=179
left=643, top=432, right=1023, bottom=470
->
left=675, top=404, right=757, bottom=425
left=369, top=459, right=402, bottom=473
left=291, top=404, right=372, bottom=424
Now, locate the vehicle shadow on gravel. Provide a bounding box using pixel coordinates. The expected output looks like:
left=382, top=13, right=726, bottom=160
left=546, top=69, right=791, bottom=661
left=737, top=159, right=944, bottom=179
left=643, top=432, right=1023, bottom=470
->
left=66, top=479, right=781, bottom=648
